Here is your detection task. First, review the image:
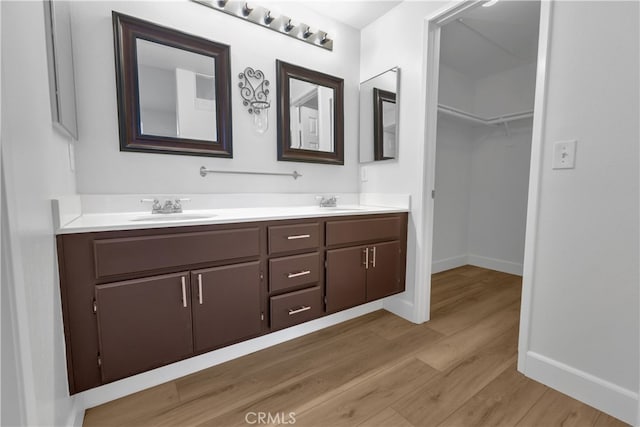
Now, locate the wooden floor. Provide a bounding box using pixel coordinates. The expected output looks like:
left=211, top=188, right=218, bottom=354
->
left=84, top=266, right=627, bottom=426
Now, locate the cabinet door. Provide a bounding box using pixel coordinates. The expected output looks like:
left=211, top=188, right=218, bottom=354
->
left=95, top=272, right=193, bottom=383
left=191, top=261, right=262, bottom=353
left=326, top=246, right=367, bottom=313
left=366, top=240, right=402, bottom=301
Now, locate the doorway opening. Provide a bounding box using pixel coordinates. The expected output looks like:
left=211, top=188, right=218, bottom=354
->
left=418, top=0, right=551, bottom=366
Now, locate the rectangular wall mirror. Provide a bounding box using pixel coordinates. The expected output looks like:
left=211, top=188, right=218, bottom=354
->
left=276, top=60, right=344, bottom=165
left=359, top=67, right=399, bottom=163
left=44, top=0, right=78, bottom=139
left=113, top=12, right=232, bottom=157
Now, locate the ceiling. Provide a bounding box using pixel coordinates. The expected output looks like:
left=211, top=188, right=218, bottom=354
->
left=300, top=0, right=403, bottom=30
left=299, top=0, right=539, bottom=80
left=440, top=1, right=541, bottom=80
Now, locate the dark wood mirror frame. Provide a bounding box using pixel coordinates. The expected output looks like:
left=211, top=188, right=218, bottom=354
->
left=276, top=60, right=344, bottom=165
left=113, top=12, right=233, bottom=157
left=373, top=88, right=396, bottom=161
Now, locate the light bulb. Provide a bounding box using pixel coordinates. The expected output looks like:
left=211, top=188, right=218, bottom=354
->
left=253, top=111, right=268, bottom=134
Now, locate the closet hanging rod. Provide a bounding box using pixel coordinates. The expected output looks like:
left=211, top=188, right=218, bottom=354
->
left=438, top=104, right=533, bottom=125
left=200, top=166, right=302, bottom=180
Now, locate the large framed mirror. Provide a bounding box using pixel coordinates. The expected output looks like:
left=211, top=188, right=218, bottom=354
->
left=359, top=67, right=399, bottom=163
left=113, top=12, right=232, bottom=157
left=276, top=60, right=344, bottom=165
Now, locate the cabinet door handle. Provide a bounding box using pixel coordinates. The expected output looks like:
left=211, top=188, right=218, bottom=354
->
left=363, top=248, right=369, bottom=269
left=181, top=276, right=187, bottom=308
left=288, top=306, right=312, bottom=315
left=372, top=246, right=377, bottom=268
left=287, top=234, right=310, bottom=240
left=288, top=270, right=311, bottom=279
left=197, top=274, right=203, bottom=305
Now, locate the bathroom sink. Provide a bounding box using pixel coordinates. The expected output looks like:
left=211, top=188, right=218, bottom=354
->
left=130, top=213, right=216, bottom=222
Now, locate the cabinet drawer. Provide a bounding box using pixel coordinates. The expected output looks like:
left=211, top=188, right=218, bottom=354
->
left=270, top=286, right=323, bottom=331
left=269, top=252, right=320, bottom=293
left=94, top=228, right=260, bottom=278
left=326, top=216, right=402, bottom=246
left=268, top=223, right=319, bottom=255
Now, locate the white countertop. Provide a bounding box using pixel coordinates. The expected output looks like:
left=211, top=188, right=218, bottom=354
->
left=55, top=204, right=409, bottom=234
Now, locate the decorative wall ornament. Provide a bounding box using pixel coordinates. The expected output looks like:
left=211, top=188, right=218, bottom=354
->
left=190, top=0, right=333, bottom=51
left=238, top=67, right=270, bottom=133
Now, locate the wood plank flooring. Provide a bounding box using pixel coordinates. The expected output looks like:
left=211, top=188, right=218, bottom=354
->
left=83, top=266, right=628, bottom=427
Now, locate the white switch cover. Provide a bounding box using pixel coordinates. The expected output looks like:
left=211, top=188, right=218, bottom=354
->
left=68, top=142, right=76, bottom=172
left=552, top=140, right=577, bottom=169
left=360, top=167, right=368, bottom=182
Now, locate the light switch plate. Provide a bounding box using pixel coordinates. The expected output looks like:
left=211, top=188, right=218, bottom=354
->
left=552, top=140, right=577, bottom=169
left=360, top=167, right=368, bottom=182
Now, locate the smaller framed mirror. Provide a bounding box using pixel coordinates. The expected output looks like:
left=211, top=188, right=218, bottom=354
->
left=276, top=60, right=344, bottom=165
left=113, top=12, right=232, bottom=157
left=359, top=67, right=399, bottom=163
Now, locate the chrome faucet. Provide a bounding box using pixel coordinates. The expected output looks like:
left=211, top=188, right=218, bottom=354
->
left=316, top=195, right=338, bottom=208
left=141, top=198, right=190, bottom=214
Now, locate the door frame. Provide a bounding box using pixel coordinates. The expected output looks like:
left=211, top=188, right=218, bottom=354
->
left=416, top=0, right=553, bottom=374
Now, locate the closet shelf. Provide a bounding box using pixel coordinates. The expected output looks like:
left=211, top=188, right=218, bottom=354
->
left=438, top=104, right=533, bottom=126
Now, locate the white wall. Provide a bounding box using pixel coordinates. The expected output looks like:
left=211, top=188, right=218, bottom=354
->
left=432, top=119, right=532, bottom=276
left=431, top=117, right=473, bottom=272
left=473, top=62, right=536, bottom=117
left=432, top=53, right=533, bottom=276
left=523, top=1, right=639, bottom=423
left=467, top=122, right=531, bottom=274
left=71, top=0, right=360, bottom=195
left=1, top=1, right=78, bottom=425
left=437, top=63, right=475, bottom=112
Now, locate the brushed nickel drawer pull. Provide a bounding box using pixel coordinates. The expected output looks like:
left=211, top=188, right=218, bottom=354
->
left=181, top=276, right=187, bottom=308
left=288, top=270, right=311, bottom=279
left=287, top=234, right=311, bottom=240
left=372, top=246, right=377, bottom=268
left=288, top=306, right=312, bottom=315
left=197, top=274, right=203, bottom=305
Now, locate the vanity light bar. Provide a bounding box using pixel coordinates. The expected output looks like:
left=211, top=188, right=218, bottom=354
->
left=190, top=0, right=333, bottom=51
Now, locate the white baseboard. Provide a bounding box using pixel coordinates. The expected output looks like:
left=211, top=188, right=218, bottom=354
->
left=431, top=255, right=468, bottom=274
left=467, top=254, right=523, bottom=276
left=523, top=351, right=638, bottom=425
left=383, top=294, right=416, bottom=323
left=76, top=301, right=383, bottom=411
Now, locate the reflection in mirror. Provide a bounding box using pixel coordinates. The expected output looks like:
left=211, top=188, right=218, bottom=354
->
left=359, top=67, right=399, bottom=163
left=374, top=88, right=397, bottom=160
left=113, top=12, right=232, bottom=157
left=137, top=39, right=217, bottom=141
left=288, top=78, right=334, bottom=152
left=277, top=60, right=344, bottom=165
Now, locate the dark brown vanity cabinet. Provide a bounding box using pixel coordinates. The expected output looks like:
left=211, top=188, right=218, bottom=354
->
left=190, top=261, right=262, bottom=353
left=325, top=216, right=407, bottom=313
left=95, top=271, right=194, bottom=383
left=95, top=261, right=263, bottom=385
left=267, top=222, right=324, bottom=331
left=57, top=213, right=407, bottom=394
